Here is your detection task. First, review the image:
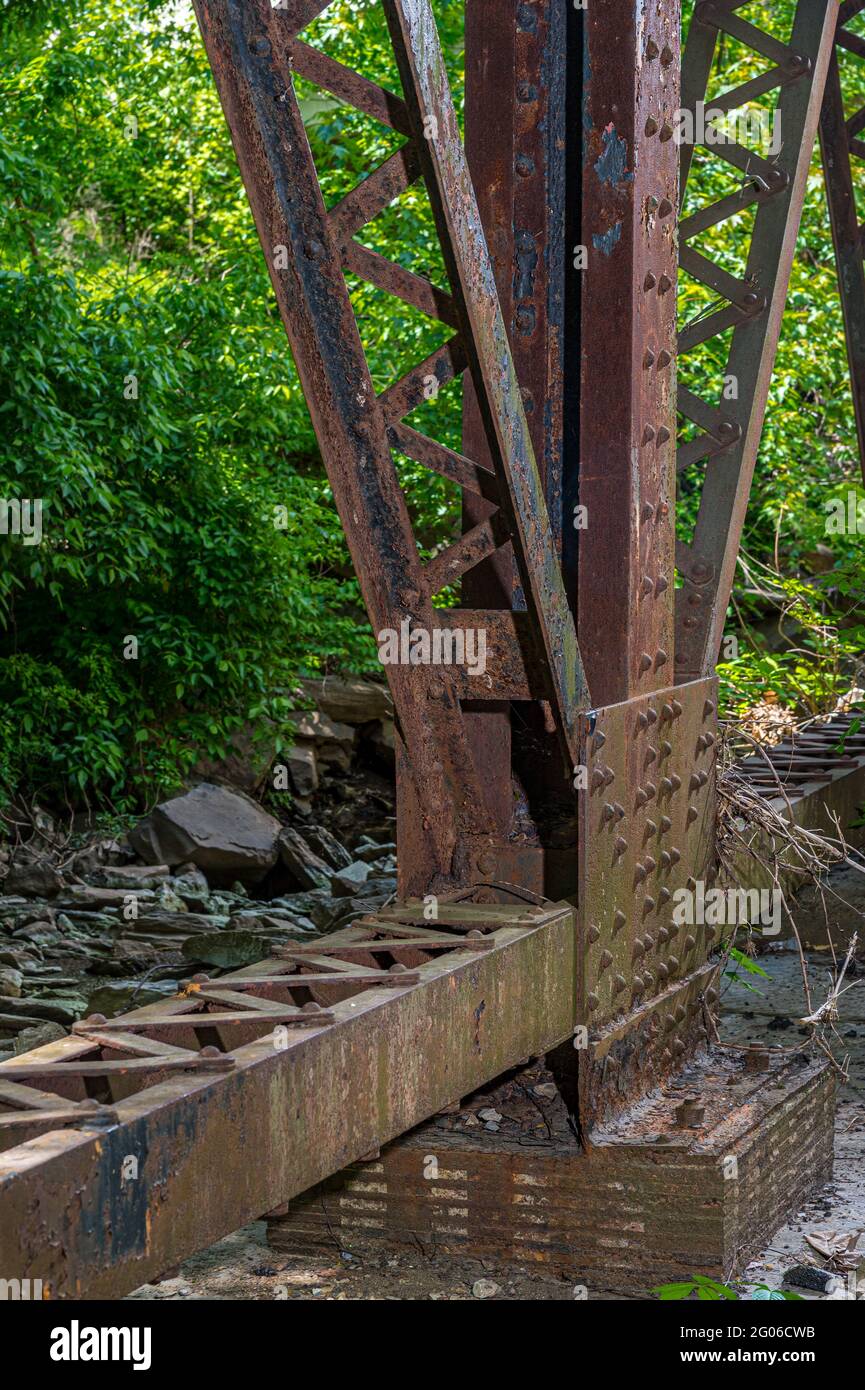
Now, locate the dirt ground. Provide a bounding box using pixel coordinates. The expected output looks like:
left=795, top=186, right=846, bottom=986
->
left=128, top=944, right=865, bottom=1302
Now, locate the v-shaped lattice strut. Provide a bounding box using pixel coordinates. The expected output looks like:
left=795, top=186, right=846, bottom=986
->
left=193, top=0, right=588, bottom=887
left=820, top=0, right=865, bottom=484
left=675, top=0, right=837, bottom=683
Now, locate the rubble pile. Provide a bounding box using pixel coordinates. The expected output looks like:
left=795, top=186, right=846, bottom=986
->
left=0, top=678, right=397, bottom=1059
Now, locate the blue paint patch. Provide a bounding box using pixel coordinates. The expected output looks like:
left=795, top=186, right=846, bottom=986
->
left=594, top=125, right=634, bottom=187
left=593, top=222, right=622, bottom=256
left=582, top=36, right=593, bottom=134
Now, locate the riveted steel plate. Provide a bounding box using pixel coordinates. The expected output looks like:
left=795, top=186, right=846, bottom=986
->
left=577, top=676, right=719, bottom=1127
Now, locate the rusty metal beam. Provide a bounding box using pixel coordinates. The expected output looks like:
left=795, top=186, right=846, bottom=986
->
left=192, top=0, right=588, bottom=901
left=0, top=905, right=577, bottom=1299
left=820, top=1, right=865, bottom=483
left=675, top=0, right=837, bottom=682
left=578, top=0, right=680, bottom=707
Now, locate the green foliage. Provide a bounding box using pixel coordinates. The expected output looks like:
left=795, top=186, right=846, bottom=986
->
left=654, top=1274, right=801, bottom=1301
left=1, top=0, right=864, bottom=810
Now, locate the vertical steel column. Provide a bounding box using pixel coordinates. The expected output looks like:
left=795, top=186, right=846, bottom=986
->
left=460, top=0, right=575, bottom=898
left=577, top=0, right=680, bottom=707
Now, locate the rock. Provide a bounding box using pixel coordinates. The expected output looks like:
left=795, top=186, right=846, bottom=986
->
left=4, top=857, right=64, bottom=899
left=361, top=719, right=396, bottom=771
left=93, top=864, right=171, bottom=889
left=181, top=931, right=271, bottom=970
left=285, top=744, right=319, bottom=798
left=303, top=825, right=352, bottom=872
left=61, top=885, right=153, bottom=909
left=12, top=923, right=60, bottom=947
left=332, top=861, right=372, bottom=898
left=278, top=828, right=333, bottom=891
left=355, top=841, right=397, bottom=863
left=287, top=711, right=355, bottom=771
left=471, top=1279, right=500, bottom=1300
left=122, top=911, right=230, bottom=937
left=193, top=720, right=279, bottom=794
left=0, top=995, right=80, bottom=1024
left=298, top=677, right=393, bottom=726
left=478, top=1108, right=503, bottom=1124
left=170, top=866, right=211, bottom=910
left=533, top=1083, right=558, bottom=1101
left=129, top=783, right=281, bottom=883
left=0, top=967, right=23, bottom=997
left=156, top=882, right=189, bottom=914
left=13, top=1020, right=67, bottom=1055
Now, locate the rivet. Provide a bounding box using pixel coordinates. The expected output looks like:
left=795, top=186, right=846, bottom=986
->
left=656, top=427, right=671, bottom=446
left=658, top=926, right=670, bottom=943
left=643, top=425, right=656, bottom=445
left=614, top=909, right=627, bottom=932
left=659, top=123, right=674, bottom=143
left=703, top=700, right=715, bottom=717
left=657, top=349, right=673, bottom=369
left=633, top=938, right=645, bottom=960
left=689, top=774, right=701, bottom=792
left=602, top=802, right=616, bottom=821
left=646, top=38, right=659, bottom=58
left=658, top=964, right=670, bottom=982
left=661, top=777, right=673, bottom=794
left=645, top=116, right=659, bottom=137
left=515, top=153, right=535, bottom=177
left=705, top=732, right=716, bottom=747
left=644, top=856, right=657, bottom=873
left=302, top=1000, right=324, bottom=1013
left=615, top=836, right=629, bottom=857
left=687, top=806, right=698, bottom=824
left=660, top=45, right=674, bottom=66
left=592, top=769, right=606, bottom=790
left=686, top=877, right=696, bottom=891
left=673, top=1039, right=685, bottom=1056
left=668, top=956, right=680, bottom=972
left=646, top=747, right=657, bottom=764
left=636, top=788, right=648, bottom=807
left=644, top=271, right=657, bottom=291
left=587, top=992, right=600, bottom=1011
left=614, top=803, right=626, bottom=820
left=642, top=970, right=654, bottom=988
left=638, top=712, right=649, bottom=730
left=697, top=734, right=708, bottom=751
left=658, top=274, right=673, bottom=294
left=643, top=933, right=655, bottom=951
left=642, top=503, right=655, bottom=522
left=660, top=851, right=672, bottom=868
left=662, top=703, right=674, bottom=721
left=645, top=819, right=658, bottom=837
left=604, top=766, right=616, bottom=786
left=588, top=924, right=601, bottom=943
left=647, top=708, right=659, bottom=725
left=655, top=649, right=669, bottom=667
left=706, top=987, right=718, bottom=1005
left=633, top=975, right=646, bottom=993
left=658, top=198, right=674, bottom=218
left=675, top=1004, right=687, bottom=1023
left=670, top=848, right=681, bottom=864
left=661, top=741, right=672, bottom=757
left=660, top=816, right=672, bottom=833
left=613, top=973, right=627, bottom=994
left=639, top=653, right=653, bottom=672
left=655, top=576, right=670, bottom=597
left=599, top=950, right=613, bottom=971
left=672, top=700, right=683, bottom=716
left=593, top=730, right=607, bottom=750
left=644, top=348, right=656, bottom=369
left=699, top=771, right=709, bottom=786
left=642, top=575, right=655, bottom=595
left=645, top=782, right=657, bottom=799
left=670, top=774, right=681, bottom=791
left=305, top=239, right=325, bottom=260
left=685, top=934, right=696, bottom=951
left=634, top=864, right=647, bottom=884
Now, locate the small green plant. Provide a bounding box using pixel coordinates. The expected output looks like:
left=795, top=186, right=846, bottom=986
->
left=723, top=945, right=771, bottom=996
left=654, top=1274, right=801, bottom=1301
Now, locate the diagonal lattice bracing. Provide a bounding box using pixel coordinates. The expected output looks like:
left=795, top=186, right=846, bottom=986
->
left=675, top=0, right=837, bottom=683
left=192, top=0, right=588, bottom=893
left=820, top=0, right=865, bottom=483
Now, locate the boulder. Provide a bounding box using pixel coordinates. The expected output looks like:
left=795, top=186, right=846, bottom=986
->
left=4, top=857, right=64, bottom=899
left=298, top=677, right=393, bottom=726
left=278, top=827, right=333, bottom=891
left=332, top=860, right=372, bottom=897
left=129, top=783, right=281, bottom=883
left=284, top=744, right=319, bottom=798
left=287, top=710, right=355, bottom=771
left=303, top=824, right=352, bottom=871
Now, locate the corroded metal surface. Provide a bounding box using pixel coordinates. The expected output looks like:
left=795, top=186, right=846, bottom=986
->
left=820, top=2, right=865, bottom=482
left=192, top=0, right=588, bottom=900
left=578, top=0, right=680, bottom=707
left=675, top=0, right=837, bottom=681
left=268, top=1050, right=835, bottom=1293
left=0, top=904, right=577, bottom=1298
left=575, top=677, right=720, bottom=1129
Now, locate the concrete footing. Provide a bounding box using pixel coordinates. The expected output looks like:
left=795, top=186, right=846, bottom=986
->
left=268, top=1048, right=835, bottom=1296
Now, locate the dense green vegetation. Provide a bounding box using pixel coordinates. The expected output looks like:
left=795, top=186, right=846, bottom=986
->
left=0, top=0, right=862, bottom=812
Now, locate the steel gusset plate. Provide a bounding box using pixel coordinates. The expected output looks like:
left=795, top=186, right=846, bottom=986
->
left=576, top=677, right=720, bottom=1131
left=675, top=0, right=837, bottom=683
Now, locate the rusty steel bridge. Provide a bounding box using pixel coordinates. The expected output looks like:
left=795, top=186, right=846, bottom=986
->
left=2, top=0, right=865, bottom=1298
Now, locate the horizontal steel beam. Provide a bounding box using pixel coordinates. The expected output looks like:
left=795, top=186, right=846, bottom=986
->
left=0, top=905, right=577, bottom=1299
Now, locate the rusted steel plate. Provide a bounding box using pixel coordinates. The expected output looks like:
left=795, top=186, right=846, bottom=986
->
left=578, top=0, right=679, bottom=707
left=0, top=905, right=577, bottom=1298
left=270, top=1051, right=834, bottom=1293
left=820, top=3, right=865, bottom=483
left=575, top=677, right=720, bottom=1128
left=675, top=0, right=837, bottom=681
